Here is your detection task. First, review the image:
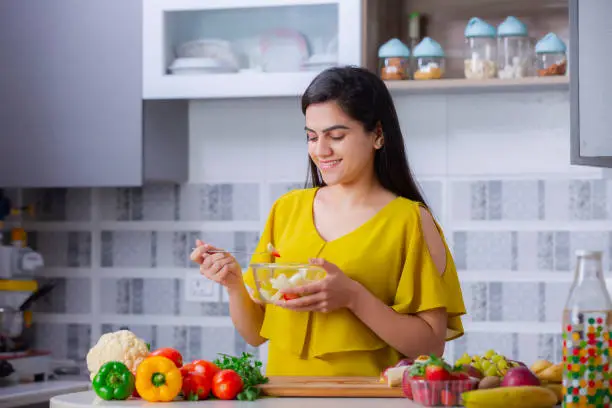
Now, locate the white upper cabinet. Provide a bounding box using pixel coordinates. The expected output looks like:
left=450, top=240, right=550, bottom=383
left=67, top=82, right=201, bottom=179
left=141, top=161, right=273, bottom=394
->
left=143, top=0, right=362, bottom=99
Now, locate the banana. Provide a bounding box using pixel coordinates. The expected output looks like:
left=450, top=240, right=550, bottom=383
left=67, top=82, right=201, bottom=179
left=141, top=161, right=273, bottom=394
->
left=536, top=363, right=563, bottom=383
left=462, top=386, right=558, bottom=408
left=530, top=359, right=553, bottom=374
left=544, top=383, right=563, bottom=404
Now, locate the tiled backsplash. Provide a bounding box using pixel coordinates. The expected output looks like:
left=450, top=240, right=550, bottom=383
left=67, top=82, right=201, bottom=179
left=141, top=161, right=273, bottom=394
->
left=25, top=91, right=612, bottom=371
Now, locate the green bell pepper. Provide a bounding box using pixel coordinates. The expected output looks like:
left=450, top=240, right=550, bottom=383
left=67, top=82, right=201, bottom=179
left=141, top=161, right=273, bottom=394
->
left=92, top=361, right=135, bottom=400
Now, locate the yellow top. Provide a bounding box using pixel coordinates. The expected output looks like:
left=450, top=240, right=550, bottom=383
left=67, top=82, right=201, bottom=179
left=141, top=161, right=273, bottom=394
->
left=244, top=188, right=466, bottom=377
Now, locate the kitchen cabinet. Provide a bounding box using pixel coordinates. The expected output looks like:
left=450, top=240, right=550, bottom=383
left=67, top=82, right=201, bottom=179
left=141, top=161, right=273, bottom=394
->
left=569, top=0, right=612, bottom=167
left=143, top=0, right=362, bottom=99
left=0, top=0, right=188, bottom=188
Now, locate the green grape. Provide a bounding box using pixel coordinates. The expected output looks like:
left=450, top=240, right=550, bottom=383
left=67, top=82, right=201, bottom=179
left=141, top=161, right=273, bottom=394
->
left=480, top=360, right=491, bottom=371
left=472, top=355, right=481, bottom=362
left=485, top=366, right=499, bottom=377
left=490, top=355, right=502, bottom=363
left=462, top=353, right=470, bottom=360
left=484, top=349, right=496, bottom=359
left=497, top=360, right=508, bottom=370
left=471, top=361, right=482, bottom=371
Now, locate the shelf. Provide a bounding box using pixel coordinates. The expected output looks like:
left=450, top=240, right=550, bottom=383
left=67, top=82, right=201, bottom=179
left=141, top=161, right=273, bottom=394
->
left=385, top=76, right=569, bottom=94
left=143, top=71, right=322, bottom=99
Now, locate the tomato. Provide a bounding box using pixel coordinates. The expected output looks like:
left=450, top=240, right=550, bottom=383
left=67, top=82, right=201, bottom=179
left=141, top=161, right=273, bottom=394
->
left=281, top=293, right=299, bottom=301
left=181, top=371, right=211, bottom=401
left=149, top=347, right=183, bottom=368
left=189, top=360, right=220, bottom=379
left=212, top=369, right=243, bottom=400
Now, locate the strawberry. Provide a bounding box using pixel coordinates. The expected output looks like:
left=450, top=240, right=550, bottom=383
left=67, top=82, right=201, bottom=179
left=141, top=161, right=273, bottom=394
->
left=440, top=389, right=457, bottom=406
left=451, top=371, right=469, bottom=380
left=424, top=355, right=452, bottom=382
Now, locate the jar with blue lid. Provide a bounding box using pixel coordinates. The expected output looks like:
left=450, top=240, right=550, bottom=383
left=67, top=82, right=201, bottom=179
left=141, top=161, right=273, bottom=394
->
left=464, top=17, right=497, bottom=79
left=497, top=16, right=532, bottom=79
left=412, top=37, right=445, bottom=80
left=535, top=32, right=567, bottom=76
left=378, top=38, right=410, bottom=80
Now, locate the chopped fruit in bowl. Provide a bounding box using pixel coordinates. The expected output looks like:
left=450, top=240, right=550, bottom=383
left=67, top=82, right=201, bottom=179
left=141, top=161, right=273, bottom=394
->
left=246, top=263, right=326, bottom=303
left=266, top=242, right=281, bottom=258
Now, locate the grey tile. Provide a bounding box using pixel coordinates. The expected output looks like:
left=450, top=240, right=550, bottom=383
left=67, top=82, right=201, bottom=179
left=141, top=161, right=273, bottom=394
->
left=101, top=231, right=154, bottom=267
left=569, top=180, right=591, bottom=220
left=419, top=181, right=443, bottom=218
left=537, top=283, right=546, bottom=322
left=99, top=188, right=131, bottom=221
left=537, top=232, right=553, bottom=270
left=186, top=327, right=203, bottom=363
left=470, top=182, right=487, bottom=220
left=31, top=232, right=68, bottom=267
left=234, top=231, right=260, bottom=267
left=200, top=327, right=236, bottom=361
left=232, top=184, right=260, bottom=221
left=544, top=282, right=570, bottom=322
left=34, top=278, right=66, bottom=313
left=501, top=181, right=539, bottom=220
left=450, top=182, right=471, bottom=221
left=452, top=334, right=467, bottom=357
left=544, top=180, right=570, bottom=221
left=537, top=334, right=556, bottom=361
left=142, top=184, right=179, bottom=221
left=465, top=232, right=512, bottom=270
left=592, top=180, right=607, bottom=219
left=516, top=232, right=538, bottom=270
left=130, top=188, right=143, bottom=221
left=469, top=282, right=487, bottom=322
left=142, top=279, right=180, bottom=315
left=155, top=231, right=195, bottom=269
left=131, top=278, right=144, bottom=315
left=487, top=282, right=503, bottom=321
left=67, top=232, right=91, bottom=267
left=537, top=181, right=545, bottom=220
left=34, top=323, right=91, bottom=363
left=487, top=181, right=502, bottom=220
left=100, top=278, right=130, bottom=314
left=500, top=282, right=540, bottom=322
left=510, top=232, right=518, bottom=271
left=452, top=232, right=467, bottom=270
left=27, top=189, right=66, bottom=221
left=554, top=231, right=570, bottom=271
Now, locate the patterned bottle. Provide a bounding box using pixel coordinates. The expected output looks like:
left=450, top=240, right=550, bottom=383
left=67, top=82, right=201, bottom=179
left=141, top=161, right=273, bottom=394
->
left=562, top=250, right=612, bottom=408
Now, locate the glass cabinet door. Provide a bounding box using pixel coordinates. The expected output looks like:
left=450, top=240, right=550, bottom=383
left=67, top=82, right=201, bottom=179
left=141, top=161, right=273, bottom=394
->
left=143, top=0, right=362, bottom=99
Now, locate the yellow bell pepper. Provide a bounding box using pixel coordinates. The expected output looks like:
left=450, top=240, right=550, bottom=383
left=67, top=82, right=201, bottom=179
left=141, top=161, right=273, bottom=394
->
left=135, top=356, right=182, bottom=402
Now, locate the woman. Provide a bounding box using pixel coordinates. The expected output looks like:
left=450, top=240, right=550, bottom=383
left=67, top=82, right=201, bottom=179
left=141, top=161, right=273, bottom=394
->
left=190, top=66, right=466, bottom=377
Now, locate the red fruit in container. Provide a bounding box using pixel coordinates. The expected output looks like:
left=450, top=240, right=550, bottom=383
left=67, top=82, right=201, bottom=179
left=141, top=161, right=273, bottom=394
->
left=441, top=389, right=457, bottom=406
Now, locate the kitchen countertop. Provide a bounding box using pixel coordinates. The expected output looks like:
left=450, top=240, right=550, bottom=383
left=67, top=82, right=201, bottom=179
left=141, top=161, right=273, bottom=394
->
left=51, top=391, right=430, bottom=408
left=1, top=380, right=91, bottom=408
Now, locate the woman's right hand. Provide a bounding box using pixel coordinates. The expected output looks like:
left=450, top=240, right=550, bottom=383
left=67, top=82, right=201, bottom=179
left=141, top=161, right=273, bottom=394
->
left=190, top=239, right=243, bottom=290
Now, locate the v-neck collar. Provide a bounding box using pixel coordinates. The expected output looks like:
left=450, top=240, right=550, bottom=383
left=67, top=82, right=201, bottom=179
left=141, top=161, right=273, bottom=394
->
left=308, top=187, right=400, bottom=244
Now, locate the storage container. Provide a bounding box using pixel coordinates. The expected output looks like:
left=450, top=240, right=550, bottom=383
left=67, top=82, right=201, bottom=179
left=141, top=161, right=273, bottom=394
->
left=497, top=16, right=531, bottom=79
left=464, top=18, right=497, bottom=79
left=535, top=32, right=567, bottom=76
left=412, top=37, right=445, bottom=80
left=378, top=38, right=411, bottom=80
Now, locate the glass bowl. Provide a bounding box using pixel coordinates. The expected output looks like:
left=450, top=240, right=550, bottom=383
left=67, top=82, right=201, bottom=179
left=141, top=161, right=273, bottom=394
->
left=247, top=263, right=326, bottom=303
left=402, top=372, right=478, bottom=406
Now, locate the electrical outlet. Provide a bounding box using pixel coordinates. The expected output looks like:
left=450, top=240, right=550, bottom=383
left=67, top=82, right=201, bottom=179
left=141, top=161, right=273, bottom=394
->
left=184, top=273, right=220, bottom=303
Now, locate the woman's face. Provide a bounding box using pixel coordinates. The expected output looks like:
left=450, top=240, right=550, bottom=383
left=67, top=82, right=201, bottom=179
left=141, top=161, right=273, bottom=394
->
left=305, top=101, right=380, bottom=186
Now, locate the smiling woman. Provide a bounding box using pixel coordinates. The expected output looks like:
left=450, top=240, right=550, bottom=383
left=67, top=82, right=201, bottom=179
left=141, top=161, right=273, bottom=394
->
left=190, top=66, right=466, bottom=377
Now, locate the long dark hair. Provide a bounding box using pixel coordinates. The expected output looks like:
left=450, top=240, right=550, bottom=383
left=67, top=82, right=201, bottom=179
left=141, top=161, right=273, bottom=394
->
left=301, top=66, right=428, bottom=206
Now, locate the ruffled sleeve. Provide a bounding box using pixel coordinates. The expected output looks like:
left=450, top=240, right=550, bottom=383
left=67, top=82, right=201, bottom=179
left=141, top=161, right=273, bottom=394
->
left=392, top=204, right=466, bottom=341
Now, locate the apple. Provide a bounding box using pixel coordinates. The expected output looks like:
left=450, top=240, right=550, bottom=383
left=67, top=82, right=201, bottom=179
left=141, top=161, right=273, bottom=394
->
left=501, top=367, right=541, bottom=387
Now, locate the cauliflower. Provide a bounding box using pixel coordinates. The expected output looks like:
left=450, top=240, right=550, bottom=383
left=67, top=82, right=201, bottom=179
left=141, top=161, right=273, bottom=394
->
left=86, top=330, right=150, bottom=380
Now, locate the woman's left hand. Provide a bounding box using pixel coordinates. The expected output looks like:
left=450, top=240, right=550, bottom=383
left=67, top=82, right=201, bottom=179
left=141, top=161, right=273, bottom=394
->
left=274, top=258, right=360, bottom=313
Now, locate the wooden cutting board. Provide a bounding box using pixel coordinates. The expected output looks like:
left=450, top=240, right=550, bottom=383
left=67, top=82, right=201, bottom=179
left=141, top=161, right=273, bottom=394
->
left=259, top=376, right=405, bottom=398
